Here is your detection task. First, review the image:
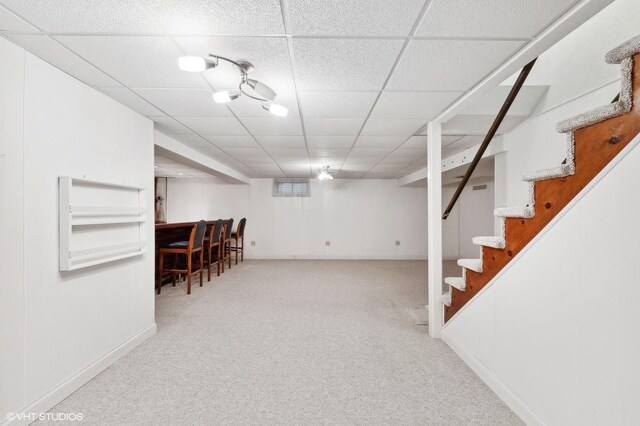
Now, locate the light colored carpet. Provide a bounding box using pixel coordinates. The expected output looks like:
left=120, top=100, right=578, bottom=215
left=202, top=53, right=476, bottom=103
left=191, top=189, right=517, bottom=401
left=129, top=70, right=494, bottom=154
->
left=45, top=260, right=522, bottom=425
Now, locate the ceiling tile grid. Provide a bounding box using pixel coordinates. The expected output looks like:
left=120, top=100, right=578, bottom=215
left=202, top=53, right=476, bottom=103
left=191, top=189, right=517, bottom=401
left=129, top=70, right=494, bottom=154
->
left=0, top=0, right=586, bottom=179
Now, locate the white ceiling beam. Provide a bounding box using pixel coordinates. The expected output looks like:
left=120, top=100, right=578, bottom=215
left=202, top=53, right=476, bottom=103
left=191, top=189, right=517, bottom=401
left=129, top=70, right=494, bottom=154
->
left=154, top=131, right=250, bottom=184
left=397, top=136, right=505, bottom=187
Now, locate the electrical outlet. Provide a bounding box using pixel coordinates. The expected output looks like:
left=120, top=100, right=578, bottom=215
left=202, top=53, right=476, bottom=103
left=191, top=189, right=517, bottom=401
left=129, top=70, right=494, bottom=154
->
left=395, top=240, right=401, bottom=246
left=325, top=241, right=331, bottom=246
left=251, top=241, right=256, bottom=246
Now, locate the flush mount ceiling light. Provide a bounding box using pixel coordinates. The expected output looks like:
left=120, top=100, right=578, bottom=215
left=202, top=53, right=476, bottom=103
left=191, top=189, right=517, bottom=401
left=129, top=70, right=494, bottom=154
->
left=318, top=166, right=334, bottom=180
left=178, top=54, right=288, bottom=117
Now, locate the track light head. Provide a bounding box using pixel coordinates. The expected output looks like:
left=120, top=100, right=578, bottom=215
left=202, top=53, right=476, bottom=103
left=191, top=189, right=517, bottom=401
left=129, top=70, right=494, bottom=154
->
left=318, top=166, right=334, bottom=180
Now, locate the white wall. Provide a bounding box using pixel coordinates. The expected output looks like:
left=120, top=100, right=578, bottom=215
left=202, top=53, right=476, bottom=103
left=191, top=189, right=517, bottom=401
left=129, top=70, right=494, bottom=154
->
left=167, top=177, right=429, bottom=259
left=502, top=0, right=640, bottom=206
left=443, top=135, right=640, bottom=426
left=0, top=35, right=26, bottom=421
left=0, top=37, right=156, bottom=420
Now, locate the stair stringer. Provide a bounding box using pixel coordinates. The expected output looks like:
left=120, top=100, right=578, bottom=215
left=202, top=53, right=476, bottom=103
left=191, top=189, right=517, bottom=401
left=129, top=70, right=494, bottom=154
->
left=444, top=36, right=640, bottom=322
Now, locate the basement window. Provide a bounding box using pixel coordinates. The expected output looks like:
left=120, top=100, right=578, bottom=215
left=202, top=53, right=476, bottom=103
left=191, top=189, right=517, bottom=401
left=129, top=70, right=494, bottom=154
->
left=272, top=178, right=310, bottom=197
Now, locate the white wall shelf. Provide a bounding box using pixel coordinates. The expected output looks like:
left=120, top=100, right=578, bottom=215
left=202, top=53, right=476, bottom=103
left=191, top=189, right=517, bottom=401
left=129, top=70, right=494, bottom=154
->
left=59, top=177, right=148, bottom=271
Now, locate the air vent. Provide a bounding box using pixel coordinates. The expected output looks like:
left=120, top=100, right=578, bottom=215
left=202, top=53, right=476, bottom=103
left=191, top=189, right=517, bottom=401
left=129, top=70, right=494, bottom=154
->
left=472, top=184, right=488, bottom=191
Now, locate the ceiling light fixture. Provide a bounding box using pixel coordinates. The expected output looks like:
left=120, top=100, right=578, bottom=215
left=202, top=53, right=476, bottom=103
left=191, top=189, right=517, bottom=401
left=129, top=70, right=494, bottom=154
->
left=213, top=90, right=240, bottom=104
left=318, top=166, right=334, bottom=180
left=178, top=54, right=287, bottom=117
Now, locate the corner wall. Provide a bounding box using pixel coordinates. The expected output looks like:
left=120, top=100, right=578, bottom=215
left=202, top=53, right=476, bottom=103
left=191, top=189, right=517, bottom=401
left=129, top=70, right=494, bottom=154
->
left=0, top=37, right=156, bottom=421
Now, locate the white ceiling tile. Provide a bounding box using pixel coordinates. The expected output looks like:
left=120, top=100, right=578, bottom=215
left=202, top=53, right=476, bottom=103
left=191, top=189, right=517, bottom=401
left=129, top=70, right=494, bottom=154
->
left=228, top=91, right=300, bottom=118
left=299, top=91, right=378, bottom=118
left=202, top=135, right=259, bottom=148
left=372, top=91, right=462, bottom=119
left=442, top=114, right=526, bottom=135
left=246, top=163, right=285, bottom=177
left=286, top=0, right=425, bottom=36
left=365, top=171, right=396, bottom=179
left=0, top=0, right=162, bottom=33
left=348, top=149, right=393, bottom=161
left=342, top=158, right=378, bottom=167
left=0, top=5, right=38, bottom=31
left=309, top=148, right=350, bottom=158
left=96, top=86, right=164, bottom=116
left=255, top=135, right=306, bottom=148
left=165, top=134, right=211, bottom=148
left=339, top=171, right=367, bottom=179
left=240, top=118, right=303, bottom=136
left=266, top=148, right=308, bottom=161
left=446, top=135, right=485, bottom=150
left=459, top=85, right=548, bottom=116
left=292, top=38, right=404, bottom=90
left=310, top=157, right=344, bottom=168
left=354, top=136, right=406, bottom=149
left=369, top=163, right=405, bottom=172
left=151, top=117, right=195, bottom=135
left=307, top=136, right=355, bottom=149
left=340, top=163, right=373, bottom=172
left=279, top=162, right=311, bottom=177
left=7, top=34, right=120, bottom=87
left=140, top=0, right=284, bottom=35
left=387, top=39, right=524, bottom=91
left=224, top=147, right=273, bottom=163
left=386, top=148, right=426, bottom=159
left=416, top=0, right=580, bottom=38
left=400, top=135, right=427, bottom=149
left=54, top=35, right=207, bottom=88
left=360, top=119, right=425, bottom=136
left=174, top=36, right=294, bottom=90
left=176, top=117, right=249, bottom=135
left=304, top=118, right=364, bottom=136
left=133, top=88, right=232, bottom=117
left=377, top=156, right=414, bottom=166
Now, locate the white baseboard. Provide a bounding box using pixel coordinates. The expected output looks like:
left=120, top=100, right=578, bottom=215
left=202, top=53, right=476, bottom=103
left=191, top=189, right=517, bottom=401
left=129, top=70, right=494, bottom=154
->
left=442, top=330, right=548, bottom=426
left=2, top=323, right=156, bottom=426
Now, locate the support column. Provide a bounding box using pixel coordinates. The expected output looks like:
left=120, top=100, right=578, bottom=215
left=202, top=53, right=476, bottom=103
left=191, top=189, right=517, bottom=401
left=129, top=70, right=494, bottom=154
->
left=427, top=121, right=443, bottom=338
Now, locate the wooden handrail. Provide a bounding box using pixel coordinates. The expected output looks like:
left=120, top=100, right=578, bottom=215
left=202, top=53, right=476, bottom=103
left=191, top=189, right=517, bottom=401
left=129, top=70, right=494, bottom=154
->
left=442, top=58, right=537, bottom=220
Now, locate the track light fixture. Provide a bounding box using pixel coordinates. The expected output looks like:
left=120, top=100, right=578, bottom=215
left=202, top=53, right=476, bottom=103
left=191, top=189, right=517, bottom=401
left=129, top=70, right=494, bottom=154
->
left=178, top=54, right=288, bottom=117
left=318, top=166, right=334, bottom=180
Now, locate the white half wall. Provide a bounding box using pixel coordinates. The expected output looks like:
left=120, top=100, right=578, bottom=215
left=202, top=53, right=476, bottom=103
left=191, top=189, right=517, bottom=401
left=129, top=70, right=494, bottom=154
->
left=0, top=36, right=156, bottom=422
left=443, top=136, right=640, bottom=425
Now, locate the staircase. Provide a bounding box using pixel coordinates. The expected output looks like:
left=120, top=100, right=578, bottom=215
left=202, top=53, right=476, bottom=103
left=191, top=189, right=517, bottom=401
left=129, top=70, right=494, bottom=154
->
left=443, top=36, right=640, bottom=322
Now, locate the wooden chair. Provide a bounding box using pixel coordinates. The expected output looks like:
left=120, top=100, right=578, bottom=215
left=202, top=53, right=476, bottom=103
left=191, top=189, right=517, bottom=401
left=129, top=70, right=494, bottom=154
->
left=203, top=219, right=224, bottom=281
left=221, top=218, right=234, bottom=273
left=230, top=218, right=246, bottom=264
left=157, top=220, right=206, bottom=295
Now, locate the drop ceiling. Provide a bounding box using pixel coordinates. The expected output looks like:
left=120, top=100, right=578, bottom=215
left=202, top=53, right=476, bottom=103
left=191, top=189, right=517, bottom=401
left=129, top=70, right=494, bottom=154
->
left=0, top=0, right=585, bottom=179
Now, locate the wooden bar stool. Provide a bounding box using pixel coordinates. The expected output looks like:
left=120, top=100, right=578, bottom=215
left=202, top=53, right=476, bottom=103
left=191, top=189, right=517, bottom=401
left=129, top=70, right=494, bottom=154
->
left=230, top=218, right=246, bottom=265
left=221, top=218, right=234, bottom=273
left=203, top=219, right=224, bottom=281
left=157, top=220, right=206, bottom=295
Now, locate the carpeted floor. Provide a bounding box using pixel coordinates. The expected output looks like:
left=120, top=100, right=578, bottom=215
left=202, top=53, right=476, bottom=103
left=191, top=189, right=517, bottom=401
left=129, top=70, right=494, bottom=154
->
left=46, top=260, right=522, bottom=425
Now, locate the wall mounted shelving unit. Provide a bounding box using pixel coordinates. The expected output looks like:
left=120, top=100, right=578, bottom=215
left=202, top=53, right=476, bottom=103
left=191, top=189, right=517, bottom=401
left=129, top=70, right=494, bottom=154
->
left=59, top=176, right=148, bottom=271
